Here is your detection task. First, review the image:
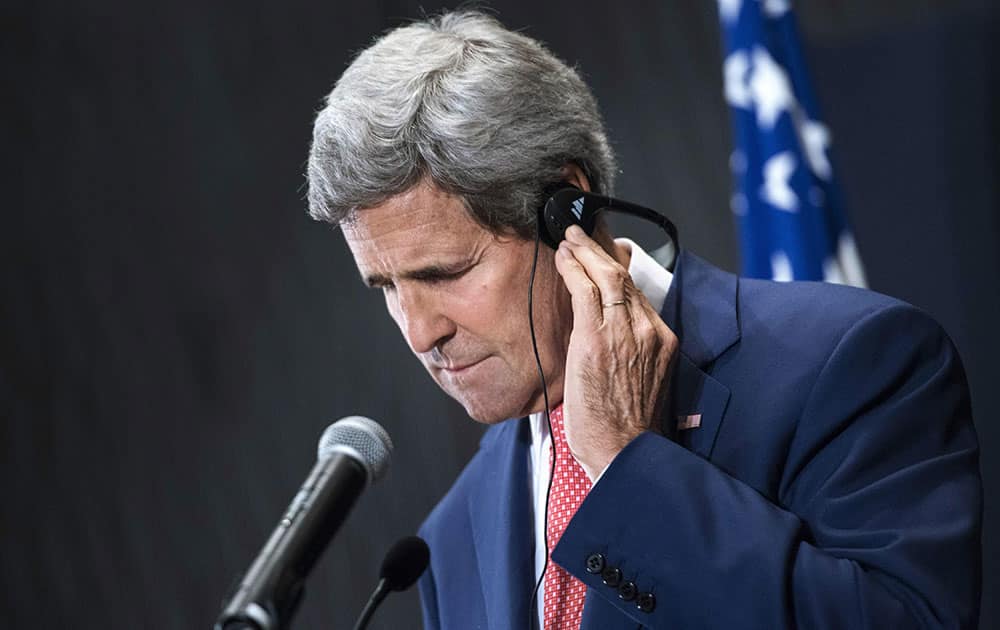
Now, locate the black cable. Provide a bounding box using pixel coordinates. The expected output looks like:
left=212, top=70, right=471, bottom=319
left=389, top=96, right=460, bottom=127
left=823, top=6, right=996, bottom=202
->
left=352, top=579, right=389, bottom=630
left=526, top=221, right=558, bottom=630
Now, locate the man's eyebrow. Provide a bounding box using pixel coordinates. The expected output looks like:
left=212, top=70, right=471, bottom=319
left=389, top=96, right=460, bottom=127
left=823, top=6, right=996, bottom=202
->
left=362, top=260, right=473, bottom=288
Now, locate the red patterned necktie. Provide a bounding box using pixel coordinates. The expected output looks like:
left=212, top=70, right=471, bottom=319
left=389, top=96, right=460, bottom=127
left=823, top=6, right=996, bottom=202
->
left=542, top=404, right=593, bottom=629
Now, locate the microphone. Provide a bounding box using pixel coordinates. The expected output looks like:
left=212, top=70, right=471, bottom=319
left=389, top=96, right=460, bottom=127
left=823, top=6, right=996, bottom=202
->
left=216, top=416, right=393, bottom=630
left=352, top=536, right=431, bottom=630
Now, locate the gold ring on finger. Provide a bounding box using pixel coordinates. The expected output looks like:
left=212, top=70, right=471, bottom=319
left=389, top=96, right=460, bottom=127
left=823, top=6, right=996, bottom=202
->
left=602, top=299, right=628, bottom=308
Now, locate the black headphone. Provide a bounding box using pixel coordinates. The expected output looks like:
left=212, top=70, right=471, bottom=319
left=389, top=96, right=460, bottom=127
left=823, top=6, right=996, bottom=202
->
left=537, top=186, right=680, bottom=271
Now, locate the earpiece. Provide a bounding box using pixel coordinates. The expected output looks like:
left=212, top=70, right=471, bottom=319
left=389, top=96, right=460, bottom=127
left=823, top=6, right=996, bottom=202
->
left=537, top=186, right=680, bottom=271
left=538, top=187, right=601, bottom=249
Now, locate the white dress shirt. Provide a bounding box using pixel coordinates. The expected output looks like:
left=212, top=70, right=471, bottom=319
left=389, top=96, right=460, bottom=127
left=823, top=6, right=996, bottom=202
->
left=528, top=238, right=673, bottom=623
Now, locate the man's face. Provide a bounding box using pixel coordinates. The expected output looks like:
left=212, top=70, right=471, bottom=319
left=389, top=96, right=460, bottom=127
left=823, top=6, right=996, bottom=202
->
left=342, top=181, right=573, bottom=424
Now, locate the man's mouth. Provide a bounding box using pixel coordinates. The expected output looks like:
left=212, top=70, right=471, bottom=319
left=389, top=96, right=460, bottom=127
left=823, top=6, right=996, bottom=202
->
left=439, top=357, right=487, bottom=374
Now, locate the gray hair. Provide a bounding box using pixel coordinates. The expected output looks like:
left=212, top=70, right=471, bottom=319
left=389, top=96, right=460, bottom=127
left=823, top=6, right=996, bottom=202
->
left=306, top=10, right=617, bottom=238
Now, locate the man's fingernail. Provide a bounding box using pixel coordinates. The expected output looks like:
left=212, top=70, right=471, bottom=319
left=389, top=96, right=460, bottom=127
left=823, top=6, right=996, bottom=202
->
left=567, top=225, right=583, bottom=239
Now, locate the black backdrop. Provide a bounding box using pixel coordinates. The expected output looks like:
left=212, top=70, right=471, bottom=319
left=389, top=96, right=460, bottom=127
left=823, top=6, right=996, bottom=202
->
left=3, top=1, right=998, bottom=628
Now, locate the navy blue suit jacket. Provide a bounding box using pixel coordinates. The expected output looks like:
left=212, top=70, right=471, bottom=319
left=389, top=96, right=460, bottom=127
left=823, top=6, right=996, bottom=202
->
left=418, top=250, right=982, bottom=629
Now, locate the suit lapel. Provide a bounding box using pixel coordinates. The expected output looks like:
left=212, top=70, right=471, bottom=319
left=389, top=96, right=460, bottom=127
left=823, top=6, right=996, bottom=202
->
left=467, top=418, right=535, bottom=630
left=669, top=353, right=731, bottom=458
left=658, top=250, right=740, bottom=459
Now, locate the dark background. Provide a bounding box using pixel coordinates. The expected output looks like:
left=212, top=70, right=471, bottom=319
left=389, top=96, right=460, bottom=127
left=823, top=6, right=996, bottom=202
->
left=3, top=1, right=997, bottom=627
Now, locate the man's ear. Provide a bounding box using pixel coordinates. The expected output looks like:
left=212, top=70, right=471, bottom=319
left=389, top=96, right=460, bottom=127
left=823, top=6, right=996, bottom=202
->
left=558, top=163, right=592, bottom=193
left=555, top=167, right=624, bottom=264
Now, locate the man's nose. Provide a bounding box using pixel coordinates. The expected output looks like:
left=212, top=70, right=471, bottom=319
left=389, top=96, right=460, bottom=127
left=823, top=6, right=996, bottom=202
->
left=393, top=286, right=454, bottom=355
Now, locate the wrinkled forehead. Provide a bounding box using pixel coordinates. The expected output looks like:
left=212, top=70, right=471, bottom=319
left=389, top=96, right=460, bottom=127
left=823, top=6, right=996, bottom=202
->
left=340, top=185, right=497, bottom=278
left=341, top=184, right=473, bottom=243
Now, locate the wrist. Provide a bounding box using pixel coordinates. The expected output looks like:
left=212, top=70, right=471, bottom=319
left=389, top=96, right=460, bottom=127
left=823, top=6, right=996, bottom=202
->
left=578, top=430, right=644, bottom=481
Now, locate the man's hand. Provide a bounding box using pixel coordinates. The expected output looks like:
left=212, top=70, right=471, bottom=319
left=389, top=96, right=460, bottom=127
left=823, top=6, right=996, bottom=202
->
left=553, top=225, right=679, bottom=481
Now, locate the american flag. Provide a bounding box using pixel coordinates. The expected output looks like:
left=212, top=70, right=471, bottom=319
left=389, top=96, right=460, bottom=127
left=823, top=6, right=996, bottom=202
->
left=718, top=0, right=866, bottom=286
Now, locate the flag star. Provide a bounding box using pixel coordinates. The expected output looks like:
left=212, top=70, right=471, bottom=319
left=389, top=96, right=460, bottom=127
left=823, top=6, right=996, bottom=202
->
left=836, top=233, right=868, bottom=288
left=724, top=50, right=752, bottom=109
left=749, top=46, right=796, bottom=128
left=760, top=151, right=799, bottom=211
left=760, top=0, right=790, bottom=18
left=799, top=119, right=833, bottom=180
left=822, top=256, right=846, bottom=285
left=770, top=250, right=793, bottom=282
left=718, top=0, right=743, bottom=23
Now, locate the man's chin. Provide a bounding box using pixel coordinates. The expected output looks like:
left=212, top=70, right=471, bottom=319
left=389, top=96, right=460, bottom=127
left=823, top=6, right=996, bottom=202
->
left=446, top=384, right=557, bottom=425
left=453, top=396, right=521, bottom=425
left=461, top=404, right=515, bottom=425
left=432, top=369, right=542, bottom=424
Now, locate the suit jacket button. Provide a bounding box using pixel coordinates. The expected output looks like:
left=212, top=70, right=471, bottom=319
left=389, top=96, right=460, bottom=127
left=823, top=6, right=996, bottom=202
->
left=585, top=553, right=605, bottom=575
left=617, top=580, right=637, bottom=601
left=636, top=592, right=656, bottom=613
left=601, top=566, right=622, bottom=588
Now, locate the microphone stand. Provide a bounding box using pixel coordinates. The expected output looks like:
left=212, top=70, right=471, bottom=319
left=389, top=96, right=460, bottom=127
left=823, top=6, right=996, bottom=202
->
left=352, top=577, right=390, bottom=630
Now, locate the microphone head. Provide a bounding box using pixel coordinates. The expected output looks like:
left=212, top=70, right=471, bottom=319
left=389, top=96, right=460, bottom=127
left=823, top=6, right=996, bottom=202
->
left=318, top=416, right=393, bottom=484
left=379, top=536, right=430, bottom=592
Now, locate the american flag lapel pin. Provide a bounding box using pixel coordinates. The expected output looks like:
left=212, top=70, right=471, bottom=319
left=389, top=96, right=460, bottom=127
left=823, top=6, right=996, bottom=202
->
left=677, top=413, right=702, bottom=430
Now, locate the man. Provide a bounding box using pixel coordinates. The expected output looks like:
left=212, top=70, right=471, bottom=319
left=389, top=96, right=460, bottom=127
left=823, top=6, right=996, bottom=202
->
left=307, top=11, right=982, bottom=629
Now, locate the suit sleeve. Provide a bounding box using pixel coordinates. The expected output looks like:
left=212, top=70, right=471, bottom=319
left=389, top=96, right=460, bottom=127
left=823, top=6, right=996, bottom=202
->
left=552, top=304, right=982, bottom=629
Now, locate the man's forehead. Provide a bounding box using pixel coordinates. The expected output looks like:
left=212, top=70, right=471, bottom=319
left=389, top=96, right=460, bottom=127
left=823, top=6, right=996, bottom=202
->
left=342, top=199, right=478, bottom=252
left=342, top=183, right=466, bottom=239
left=340, top=185, right=492, bottom=281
